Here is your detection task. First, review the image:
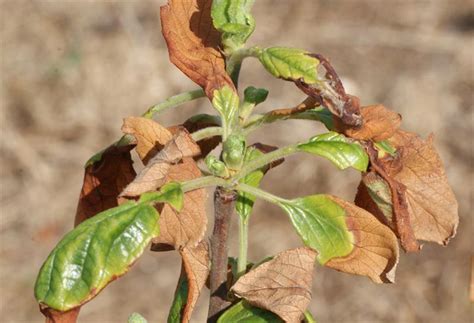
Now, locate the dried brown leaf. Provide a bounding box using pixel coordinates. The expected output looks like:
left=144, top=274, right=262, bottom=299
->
left=119, top=120, right=207, bottom=250
left=178, top=241, right=210, bottom=322
left=75, top=144, right=136, bottom=226
left=232, top=247, right=317, bottom=323
left=363, top=143, right=420, bottom=252
left=160, top=0, right=235, bottom=98
left=151, top=157, right=207, bottom=249
left=325, top=196, right=399, bottom=284
left=342, top=104, right=402, bottom=141
left=120, top=129, right=200, bottom=197
left=295, top=54, right=362, bottom=127
left=389, top=131, right=459, bottom=245
left=122, top=117, right=172, bottom=164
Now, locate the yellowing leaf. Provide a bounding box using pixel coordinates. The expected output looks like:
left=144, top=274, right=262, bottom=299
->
left=259, top=47, right=319, bottom=84
left=325, top=196, right=399, bottom=284
left=160, top=0, right=235, bottom=98
left=122, top=117, right=173, bottom=164
left=232, top=247, right=317, bottom=323
left=75, top=144, right=136, bottom=226
left=35, top=202, right=160, bottom=312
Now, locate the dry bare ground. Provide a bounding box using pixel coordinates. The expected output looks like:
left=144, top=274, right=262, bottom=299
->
left=0, top=0, right=472, bottom=322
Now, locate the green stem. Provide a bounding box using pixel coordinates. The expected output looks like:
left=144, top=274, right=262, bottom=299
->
left=181, top=176, right=228, bottom=193
left=226, top=47, right=262, bottom=87
left=142, top=89, right=205, bottom=119
left=236, top=183, right=288, bottom=205
left=235, top=144, right=298, bottom=181
left=191, top=126, right=223, bottom=142
left=237, top=216, right=249, bottom=278
left=304, top=310, right=317, bottom=323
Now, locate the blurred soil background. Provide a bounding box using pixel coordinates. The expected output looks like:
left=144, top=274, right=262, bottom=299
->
left=1, top=0, right=473, bottom=322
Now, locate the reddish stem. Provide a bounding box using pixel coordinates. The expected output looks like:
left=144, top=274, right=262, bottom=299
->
left=207, top=187, right=235, bottom=322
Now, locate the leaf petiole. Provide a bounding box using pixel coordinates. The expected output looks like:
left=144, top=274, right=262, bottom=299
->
left=236, top=183, right=288, bottom=205
left=226, top=46, right=262, bottom=86
left=235, top=144, right=298, bottom=181
left=191, top=126, right=223, bottom=142
left=142, top=89, right=205, bottom=119
left=181, top=176, right=229, bottom=193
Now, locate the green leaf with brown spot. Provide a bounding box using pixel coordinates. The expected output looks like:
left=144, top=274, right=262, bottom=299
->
left=35, top=201, right=160, bottom=311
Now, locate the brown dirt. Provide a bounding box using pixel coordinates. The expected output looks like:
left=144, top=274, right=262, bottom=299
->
left=1, top=0, right=472, bottom=322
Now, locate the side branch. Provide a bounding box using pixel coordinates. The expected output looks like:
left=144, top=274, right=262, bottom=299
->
left=208, top=187, right=236, bottom=322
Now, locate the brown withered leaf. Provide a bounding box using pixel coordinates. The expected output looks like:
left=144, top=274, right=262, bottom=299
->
left=342, top=104, right=402, bottom=141
left=325, top=196, right=399, bottom=284
left=363, top=143, right=420, bottom=252
left=121, top=129, right=200, bottom=197
left=151, top=157, right=207, bottom=249
left=40, top=306, right=80, bottom=323
left=388, top=131, right=459, bottom=245
left=75, top=144, right=136, bottom=226
left=295, top=54, right=362, bottom=127
left=232, top=247, right=317, bottom=323
left=177, top=241, right=210, bottom=322
left=160, top=0, right=235, bottom=98
left=168, top=114, right=221, bottom=159
left=122, top=117, right=173, bottom=164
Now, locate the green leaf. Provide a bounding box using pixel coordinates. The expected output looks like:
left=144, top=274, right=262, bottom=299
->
left=243, top=86, right=269, bottom=106
left=236, top=147, right=265, bottom=221
left=34, top=202, right=160, bottom=311
left=128, top=312, right=148, bottom=323
left=211, top=0, right=256, bottom=52
left=217, top=301, right=283, bottom=323
left=212, top=86, right=240, bottom=138
left=278, top=195, right=354, bottom=264
left=138, top=182, right=184, bottom=211
left=258, top=47, right=319, bottom=84
left=297, top=132, right=369, bottom=172
left=167, top=275, right=188, bottom=323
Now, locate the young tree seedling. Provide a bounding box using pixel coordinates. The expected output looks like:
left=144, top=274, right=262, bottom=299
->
left=35, top=1, right=459, bottom=322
